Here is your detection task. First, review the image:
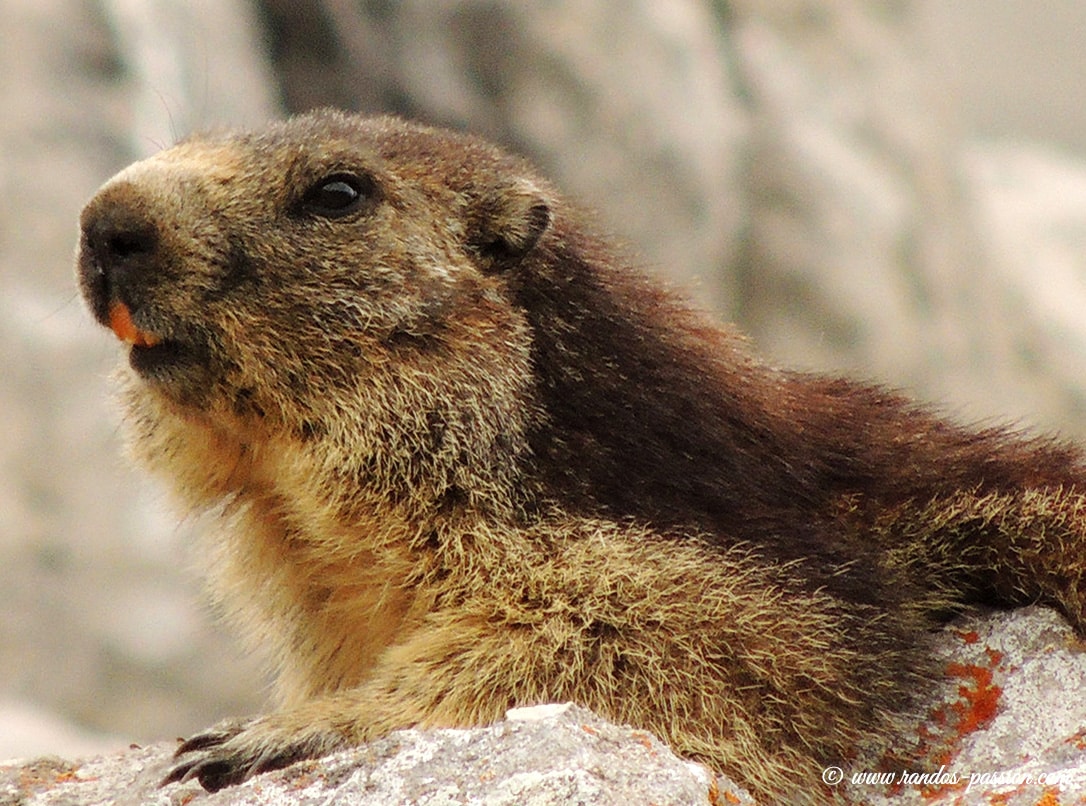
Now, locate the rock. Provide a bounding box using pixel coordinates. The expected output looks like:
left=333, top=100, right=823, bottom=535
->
left=0, top=704, right=753, bottom=806
left=4, top=609, right=1085, bottom=804
left=845, top=606, right=1086, bottom=805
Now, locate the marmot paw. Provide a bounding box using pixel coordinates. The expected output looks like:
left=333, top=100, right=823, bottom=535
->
left=161, top=714, right=346, bottom=792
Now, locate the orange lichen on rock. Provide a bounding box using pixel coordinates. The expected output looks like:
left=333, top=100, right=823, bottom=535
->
left=15, top=758, right=81, bottom=795
left=1067, top=728, right=1086, bottom=751
left=707, top=775, right=745, bottom=806
left=893, top=640, right=1006, bottom=802
left=945, top=661, right=1002, bottom=735
left=954, top=629, right=981, bottom=645
left=630, top=730, right=656, bottom=753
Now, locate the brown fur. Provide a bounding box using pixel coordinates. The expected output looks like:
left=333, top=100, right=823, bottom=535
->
left=76, top=110, right=1086, bottom=803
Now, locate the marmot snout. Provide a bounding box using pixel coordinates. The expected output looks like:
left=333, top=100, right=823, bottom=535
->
left=77, top=110, right=1086, bottom=804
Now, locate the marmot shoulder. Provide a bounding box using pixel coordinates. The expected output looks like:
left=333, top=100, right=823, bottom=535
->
left=77, top=109, right=1086, bottom=804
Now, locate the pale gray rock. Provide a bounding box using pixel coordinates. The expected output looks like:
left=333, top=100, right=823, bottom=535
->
left=849, top=606, right=1086, bottom=805
left=0, top=704, right=752, bottom=806
left=3, top=612, right=1085, bottom=805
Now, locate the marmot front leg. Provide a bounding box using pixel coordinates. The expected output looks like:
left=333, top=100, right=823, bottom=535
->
left=164, top=527, right=926, bottom=802
left=163, top=700, right=373, bottom=791
left=161, top=617, right=517, bottom=791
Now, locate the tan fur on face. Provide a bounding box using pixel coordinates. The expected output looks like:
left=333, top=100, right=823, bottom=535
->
left=77, top=111, right=1086, bottom=804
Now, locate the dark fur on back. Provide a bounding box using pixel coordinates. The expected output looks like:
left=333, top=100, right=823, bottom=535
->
left=507, top=216, right=1086, bottom=592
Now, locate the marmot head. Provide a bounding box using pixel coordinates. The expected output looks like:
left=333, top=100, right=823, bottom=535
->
left=78, top=111, right=773, bottom=533
left=79, top=111, right=551, bottom=415
left=77, top=111, right=557, bottom=513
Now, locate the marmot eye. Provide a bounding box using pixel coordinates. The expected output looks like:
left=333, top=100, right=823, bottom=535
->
left=299, top=173, right=377, bottom=219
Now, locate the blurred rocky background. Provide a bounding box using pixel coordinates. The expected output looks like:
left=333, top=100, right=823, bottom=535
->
left=4, top=0, right=1086, bottom=760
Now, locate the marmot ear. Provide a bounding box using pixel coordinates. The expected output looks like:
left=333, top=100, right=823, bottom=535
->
left=472, top=178, right=552, bottom=273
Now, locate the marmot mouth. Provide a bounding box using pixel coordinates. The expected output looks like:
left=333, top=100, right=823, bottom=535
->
left=107, top=301, right=205, bottom=380
left=108, top=301, right=162, bottom=348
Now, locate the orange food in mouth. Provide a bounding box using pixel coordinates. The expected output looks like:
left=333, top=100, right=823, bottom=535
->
left=108, top=301, right=161, bottom=348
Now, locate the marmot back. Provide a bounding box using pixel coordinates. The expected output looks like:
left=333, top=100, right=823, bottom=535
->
left=77, top=110, right=1086, bottom=804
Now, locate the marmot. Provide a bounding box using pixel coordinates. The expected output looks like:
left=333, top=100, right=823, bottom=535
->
left=77, top=110, right=1086, bottom=803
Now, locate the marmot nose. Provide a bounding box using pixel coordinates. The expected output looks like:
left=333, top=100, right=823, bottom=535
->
left=88, top=220, right=158, bottom=264
left=78, top=191, right=161, bottom=322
